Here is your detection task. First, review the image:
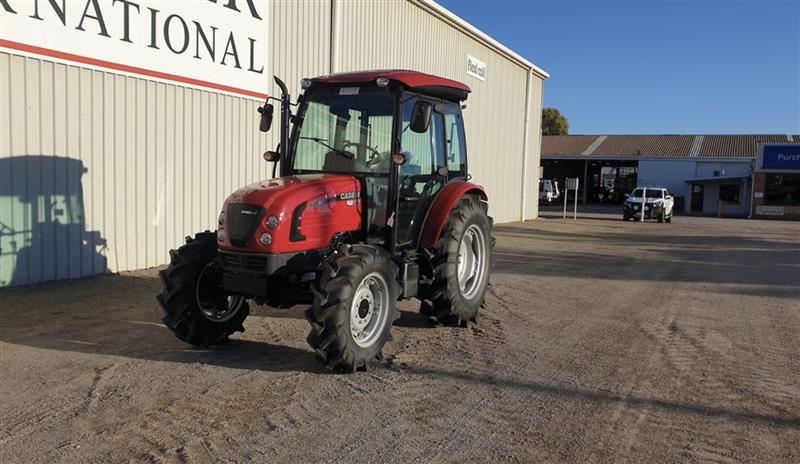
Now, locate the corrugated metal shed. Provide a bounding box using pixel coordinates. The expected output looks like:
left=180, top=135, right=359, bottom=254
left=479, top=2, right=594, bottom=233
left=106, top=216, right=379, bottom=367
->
left=0, top=0, right=547, bottom=287
left=334, top=0, right=541, bottom=222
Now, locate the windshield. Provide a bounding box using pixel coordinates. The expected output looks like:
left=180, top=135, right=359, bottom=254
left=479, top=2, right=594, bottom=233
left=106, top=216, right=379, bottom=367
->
left=291, top=85, right=394, bottom=175
left=630, top=188, right=663, bottom=199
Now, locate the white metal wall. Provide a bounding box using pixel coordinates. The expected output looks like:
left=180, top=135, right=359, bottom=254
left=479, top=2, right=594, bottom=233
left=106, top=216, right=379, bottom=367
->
left=0, top=0, right=545, bottom=287
left=335, top=0, right=543, bottom=223
left=0, top=53, right=271, bottom=286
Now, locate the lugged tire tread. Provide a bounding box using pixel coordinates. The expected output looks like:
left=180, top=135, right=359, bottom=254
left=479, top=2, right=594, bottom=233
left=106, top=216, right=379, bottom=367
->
left=306, top=245, right=399, bottom=373
left=157, top=232, right=249, bottom=346
left=421, top=195, right=494, bottom=326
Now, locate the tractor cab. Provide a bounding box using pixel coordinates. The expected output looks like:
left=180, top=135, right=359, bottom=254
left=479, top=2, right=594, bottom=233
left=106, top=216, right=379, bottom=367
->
left=158, top=70, right=493, bottom=372
left=269, top=70, right=472, bottom=252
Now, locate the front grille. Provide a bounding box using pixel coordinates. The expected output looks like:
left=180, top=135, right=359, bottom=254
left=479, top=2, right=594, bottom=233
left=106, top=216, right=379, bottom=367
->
left=219, top=252, right=269, bottom=274
left=226, top=203, right=264, bottom=247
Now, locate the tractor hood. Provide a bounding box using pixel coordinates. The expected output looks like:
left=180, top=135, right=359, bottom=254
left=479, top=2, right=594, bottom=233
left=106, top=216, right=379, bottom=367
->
left=218, top=174, right=363, bottom=254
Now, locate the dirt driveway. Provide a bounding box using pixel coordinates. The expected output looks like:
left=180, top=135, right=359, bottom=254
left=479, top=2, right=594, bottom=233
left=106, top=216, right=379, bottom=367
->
left=1, top=213, right=798, bottom=463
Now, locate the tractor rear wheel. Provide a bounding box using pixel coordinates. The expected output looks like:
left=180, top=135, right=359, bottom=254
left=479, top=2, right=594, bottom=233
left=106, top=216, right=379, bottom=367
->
left=157, top=232, right=249, bottom=346
left=307, top=245, right=399, bottom=372
left=423, top=195, right=493, bottom=326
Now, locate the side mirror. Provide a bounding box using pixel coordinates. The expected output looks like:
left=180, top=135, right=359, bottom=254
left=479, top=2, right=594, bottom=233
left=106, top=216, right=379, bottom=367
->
left=263, top=150, right=279, bottom=162
left=410, top=101, right=432, bottom=133
left=258, top=103, right=274, bottom=132
left=624, top=193, right=630, bottom=199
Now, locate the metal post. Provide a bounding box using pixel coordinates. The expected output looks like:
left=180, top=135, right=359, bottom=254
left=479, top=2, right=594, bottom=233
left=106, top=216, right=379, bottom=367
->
left=582, top=160, right=589, bottom=204
left=574, top=179, right=578, bottom=220
left=520, top=70, right=532, bottom=221
left=330, top=0, right=340, bottom=74
left=563, top=184, right=568, bottom=220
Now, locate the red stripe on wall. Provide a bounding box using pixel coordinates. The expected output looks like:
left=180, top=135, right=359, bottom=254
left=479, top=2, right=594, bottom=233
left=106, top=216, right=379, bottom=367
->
left=0, top=39, right=268, bottom=100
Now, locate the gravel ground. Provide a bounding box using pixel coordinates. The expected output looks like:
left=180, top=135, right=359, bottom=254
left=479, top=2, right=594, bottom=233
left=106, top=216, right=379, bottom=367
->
left=1, top=213, right=798, bottom=463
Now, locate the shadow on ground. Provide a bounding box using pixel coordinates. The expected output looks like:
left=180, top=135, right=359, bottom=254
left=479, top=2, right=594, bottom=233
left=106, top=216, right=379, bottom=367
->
left=0, top=274, right=328, bottom=374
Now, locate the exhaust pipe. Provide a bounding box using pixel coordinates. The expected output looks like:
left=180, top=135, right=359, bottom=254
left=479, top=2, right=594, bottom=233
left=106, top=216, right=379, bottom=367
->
left=274, top=76, right=291, bottom=178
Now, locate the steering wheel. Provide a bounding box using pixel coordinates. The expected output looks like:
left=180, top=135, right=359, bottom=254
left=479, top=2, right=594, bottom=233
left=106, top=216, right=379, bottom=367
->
left=342, top=141, right=382, bottom=159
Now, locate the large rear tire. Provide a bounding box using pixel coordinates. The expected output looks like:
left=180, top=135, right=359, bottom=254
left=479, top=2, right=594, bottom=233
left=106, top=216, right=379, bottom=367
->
left=422, top=195, right=493, bottom=326
left=307, top=245, right=400, bottom=372
left=157, top=232, right=249, bottom=346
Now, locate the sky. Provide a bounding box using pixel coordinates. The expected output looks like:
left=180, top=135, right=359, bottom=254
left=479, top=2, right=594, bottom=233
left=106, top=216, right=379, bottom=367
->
left=438, top=0, right=800, bottom=134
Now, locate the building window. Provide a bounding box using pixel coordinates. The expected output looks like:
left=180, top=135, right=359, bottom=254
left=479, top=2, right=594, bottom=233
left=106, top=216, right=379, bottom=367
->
left=764, top=174, right=800, bottom=206
left=719, top=184, right=740, bottom=205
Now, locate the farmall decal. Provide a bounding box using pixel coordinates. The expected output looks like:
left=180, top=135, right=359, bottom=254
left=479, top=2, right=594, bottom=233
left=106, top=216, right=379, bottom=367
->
left=0, top=0, right=268, bottom=99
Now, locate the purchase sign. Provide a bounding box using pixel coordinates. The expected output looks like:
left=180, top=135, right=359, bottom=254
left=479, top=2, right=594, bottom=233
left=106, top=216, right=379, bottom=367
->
left=0, top=0, right=268, bottom=99
left=755, top=206, right=784, bottom=216
left=760, top=143, right=800, bottom=171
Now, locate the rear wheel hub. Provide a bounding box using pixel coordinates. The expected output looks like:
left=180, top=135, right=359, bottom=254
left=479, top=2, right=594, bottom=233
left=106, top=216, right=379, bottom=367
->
left=457, top=224, right=487, bottom=300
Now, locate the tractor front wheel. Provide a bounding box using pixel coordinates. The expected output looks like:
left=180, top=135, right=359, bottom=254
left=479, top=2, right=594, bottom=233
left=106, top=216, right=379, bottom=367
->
left=307, top=245, right=399, bottom=372
left=157, top=232, right=249, bottom=345
left=423, top=195, right=493, bottom=326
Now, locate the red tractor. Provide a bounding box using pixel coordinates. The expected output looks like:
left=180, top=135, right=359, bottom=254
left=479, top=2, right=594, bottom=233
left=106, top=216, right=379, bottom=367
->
left=158, top=70, right=493, bottom=372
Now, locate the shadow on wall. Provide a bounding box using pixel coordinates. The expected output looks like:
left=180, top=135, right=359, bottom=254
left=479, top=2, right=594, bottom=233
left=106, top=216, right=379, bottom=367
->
left=0, top=156, right=107, bottom=287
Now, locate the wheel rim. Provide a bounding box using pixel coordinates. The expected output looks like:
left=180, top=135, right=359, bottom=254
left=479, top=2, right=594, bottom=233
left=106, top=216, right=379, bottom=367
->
left=350, top=271, right=390, bottom=348
left=457, top=224, right=487, bottom=300
left=196, top=261, right=245, bottom=323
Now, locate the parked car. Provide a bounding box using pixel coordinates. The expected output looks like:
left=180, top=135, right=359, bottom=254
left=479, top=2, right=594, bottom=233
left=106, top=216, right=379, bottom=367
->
left=623, top=187, right=674, bottom=222
left=539, top=179, right=560, bottom=204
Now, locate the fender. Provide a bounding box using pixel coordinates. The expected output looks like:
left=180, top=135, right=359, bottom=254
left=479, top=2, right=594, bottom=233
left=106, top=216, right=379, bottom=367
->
left=417, top=181, right=487, bottom=249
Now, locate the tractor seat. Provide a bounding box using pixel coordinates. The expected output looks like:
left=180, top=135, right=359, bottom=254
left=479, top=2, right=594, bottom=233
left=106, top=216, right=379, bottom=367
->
left=323, top=150, right=355, bottom=173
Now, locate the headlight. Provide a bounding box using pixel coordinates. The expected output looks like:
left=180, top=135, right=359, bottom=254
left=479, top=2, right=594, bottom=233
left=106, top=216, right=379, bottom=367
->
left=218, top=211, right=225, bottom=225
left=633, top=205, right=639, bottom=211
left=266, top=215, right=279, bottom=229
left=217, top=229, right=226, bottom=242
left=259, top=232, right=272, bottom=246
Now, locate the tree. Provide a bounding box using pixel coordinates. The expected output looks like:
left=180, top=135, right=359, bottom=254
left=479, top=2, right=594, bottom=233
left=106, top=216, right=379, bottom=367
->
left=542, top=108, right=569, bottom=135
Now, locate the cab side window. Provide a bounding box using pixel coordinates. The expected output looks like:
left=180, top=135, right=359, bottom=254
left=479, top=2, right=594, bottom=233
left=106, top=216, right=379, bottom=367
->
left=400, top=98, right=446, bottom=192
left=443, top=104, right=467, bottom=180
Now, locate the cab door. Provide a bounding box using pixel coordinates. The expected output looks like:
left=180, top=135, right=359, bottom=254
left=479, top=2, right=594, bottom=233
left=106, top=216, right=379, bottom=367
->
left=394, top=95, right=447, bottom=248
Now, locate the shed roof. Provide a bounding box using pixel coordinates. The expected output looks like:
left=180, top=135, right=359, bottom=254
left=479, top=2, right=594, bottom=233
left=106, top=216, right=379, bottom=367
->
left=542, top=134, right=800, bottom=159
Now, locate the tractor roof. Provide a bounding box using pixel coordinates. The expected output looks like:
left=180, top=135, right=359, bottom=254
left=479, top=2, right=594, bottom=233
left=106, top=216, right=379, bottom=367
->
left=311, top=70, right=471, bottom=101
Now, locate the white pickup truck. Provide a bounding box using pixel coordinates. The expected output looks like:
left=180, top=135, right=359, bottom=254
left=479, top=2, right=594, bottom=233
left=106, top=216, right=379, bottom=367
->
left=623, top=187, right=674, bottom=222
left=539, top=179, right=560, bottom=204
